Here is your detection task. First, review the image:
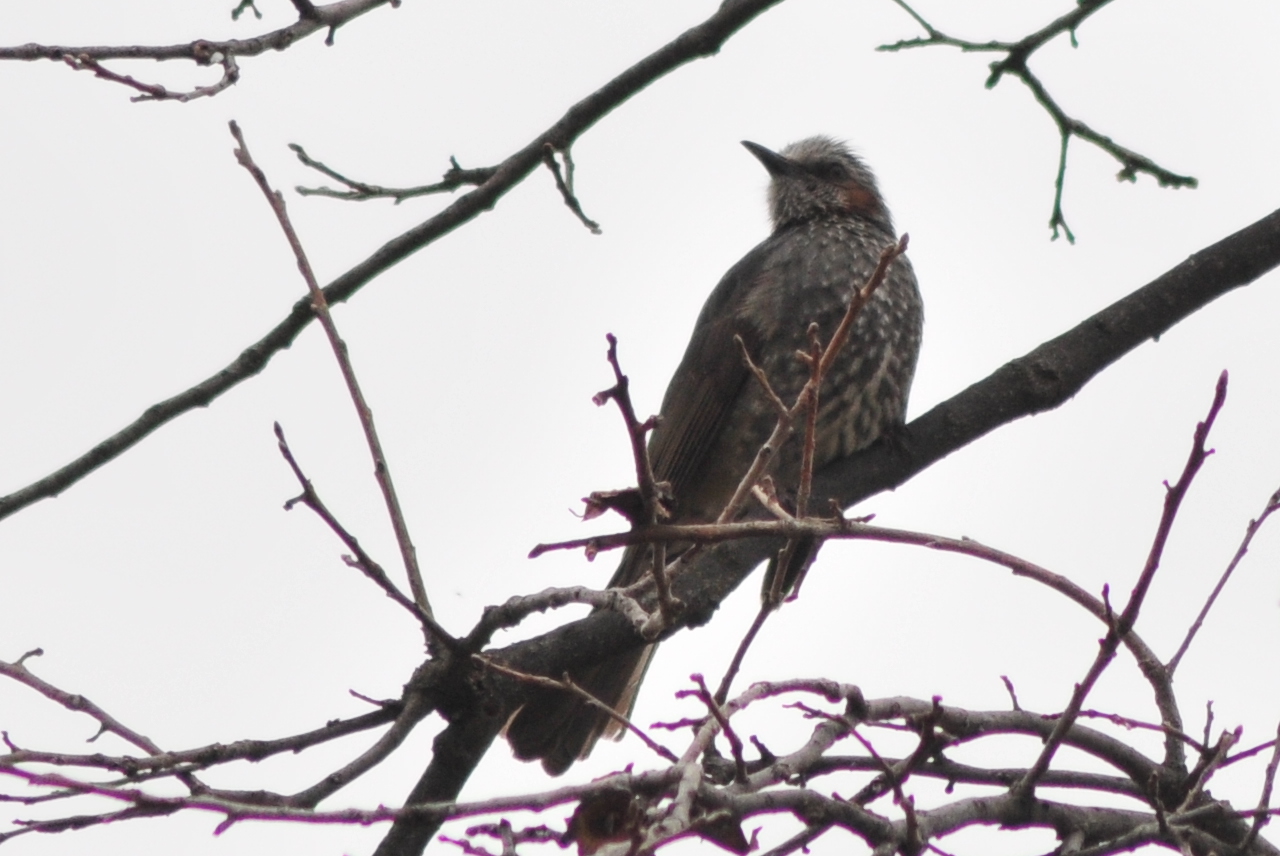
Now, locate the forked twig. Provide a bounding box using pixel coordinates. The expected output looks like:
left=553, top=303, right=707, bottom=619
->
left=292, top=144, right=498, bottom=203
left=542, top=143, right=601, bottom=234
left=62, top=50, right=240, bottom=102
left=685, top=674, right=747, bottom=783
left=272, top=422, right=450, bottom=642
left=593, top=334, right=681, bottom=619
left=228, top=121, right=439, bottom=639
left=879, top=0, right=1195, bottom=242
left=1014, top=371, right=1228, bottom=798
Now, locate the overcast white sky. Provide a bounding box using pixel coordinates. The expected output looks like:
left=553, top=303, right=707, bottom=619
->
left=2, top=2, right=1279, bottom=855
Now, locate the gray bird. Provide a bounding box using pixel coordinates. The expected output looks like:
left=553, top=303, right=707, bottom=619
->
left=507, top=136, right=923, bottom=775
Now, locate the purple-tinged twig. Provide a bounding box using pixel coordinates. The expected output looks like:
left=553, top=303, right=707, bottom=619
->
left=1014, top=372, right=1228, bottom=799
left=1224, top=738, right=1280, bottom=770
left=3, top=0, right=396, bottom=80
left=712, top=609, right=772, bottom=707
left=683, top=674, right=747, bottom=783
left=1074, top=709, right=1207, bottom=755
left=62, top=50, right=239, bottom=102
left=1176, top=726, right=1240, bottom=813
left=593, top=334, right=680, bottom=619
left=847, top=728, right=921, bottom=853
left=1000, top=675, right=1022, bottom=711
left=1242, top=721, right=1280, bottom=850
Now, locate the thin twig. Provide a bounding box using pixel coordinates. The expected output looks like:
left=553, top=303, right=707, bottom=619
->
left=1242, top=721, right=1280, bottom=850
left=1014, top=371, right=1227, bottom=798
left=1000, top=675, right=1022, bottom=711
left=228, top=121, right=438, bottom=636
left=1176, top=727, right=1240, bottom=813
left=714, top=349, right=792, bottom=525
left=62, top=50, right=240, bottom=102
left=717, top=235, right=906, bottom=545
left=1, top=0, right=396, bottom=66
left=0, top=704, right=398, bottom=779
left=291, top=145, right=499, bottom=203
left=1167, top=484, right=1280, bottom=673
left=530, top=510, right=1181, bottom=748
left=686, top=674, right=747, bottom=784
left=462, top=583, right=653, bottom=651
left=273, top=422, right=452, bottom=644
left=713, top=605, right=773, bottom=706
left=879, top=0, right=1194, bottom=241
left=541, top=143, right=601, bottom=233
left=0, top=652, right=167, bottom=757
left=593, top=334, right=681, bottom=619
left=474, top=657, right=677, bottom=764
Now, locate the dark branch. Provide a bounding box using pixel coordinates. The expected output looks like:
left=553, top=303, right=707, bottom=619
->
left=481, top=201, right=1280, bottom=804
left=0, top=0, right=394, bottom=64
left=879, top=0, right=1195, bottom=240
left=0, top=0, right=789, bottom=523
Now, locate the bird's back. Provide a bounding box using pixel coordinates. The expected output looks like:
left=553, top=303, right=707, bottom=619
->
left=649, top=214, right=922, bottom=528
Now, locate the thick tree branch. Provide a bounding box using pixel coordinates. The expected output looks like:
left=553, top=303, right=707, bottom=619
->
left=469, top=202, right=1280, bottom=810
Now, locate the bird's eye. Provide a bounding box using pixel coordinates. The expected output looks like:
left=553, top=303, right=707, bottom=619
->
left=810, top=161, right=846, bottom=181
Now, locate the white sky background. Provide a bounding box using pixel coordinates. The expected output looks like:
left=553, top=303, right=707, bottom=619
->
left=1, top=1, right=1279, bottom=855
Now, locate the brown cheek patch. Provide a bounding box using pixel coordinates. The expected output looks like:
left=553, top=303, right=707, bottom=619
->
left=842, top=182, right=882, bottom=217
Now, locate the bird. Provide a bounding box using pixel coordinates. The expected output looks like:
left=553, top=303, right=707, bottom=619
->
left=506, top=136, right=924, bottom=775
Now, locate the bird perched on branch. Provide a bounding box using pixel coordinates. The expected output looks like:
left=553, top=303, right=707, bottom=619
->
left=507, top=136, right=923, bottom=775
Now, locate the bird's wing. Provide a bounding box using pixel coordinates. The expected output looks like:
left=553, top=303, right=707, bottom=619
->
left=647, top=240, right=775, bottom=512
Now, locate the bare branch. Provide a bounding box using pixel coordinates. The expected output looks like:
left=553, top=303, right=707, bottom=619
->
left=292, top=145, right=498, bottom=203
left=228, top=121, right=438, bottom=633
left=62, top=50, right=239, bottom=102
left=1243, top=722, right=1280, bottom=850
left=274, top=422, right=438, bottom=634
left=879, top=1, right=1194, bottom=240
left=1167, top=483, right=1280, bottom=673
left=1015, top=372, right=1227, bottom=797
left=0, top=0, right=791, bottom=525
left=0, top=0, right=398, bottom=85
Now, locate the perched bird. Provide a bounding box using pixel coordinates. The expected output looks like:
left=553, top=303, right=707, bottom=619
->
left=507, top=136, right=923, bottom=775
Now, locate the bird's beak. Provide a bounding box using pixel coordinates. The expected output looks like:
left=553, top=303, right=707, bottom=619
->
left=741, top=140, right=799, bottom=177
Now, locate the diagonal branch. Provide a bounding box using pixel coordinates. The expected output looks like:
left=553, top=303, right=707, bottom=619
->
left=0, top=0, right=789, bottom=524
left=1013, top=372, right=1227, bottom=799
left=229, top=121, right=440, bottom=634
left=488, top=201, right=1280, bottom=798
left=1167, top=483, right=1280, bottom=674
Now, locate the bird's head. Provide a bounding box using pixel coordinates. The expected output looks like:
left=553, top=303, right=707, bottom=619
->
left=742, top=136, right=891, bottom=233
